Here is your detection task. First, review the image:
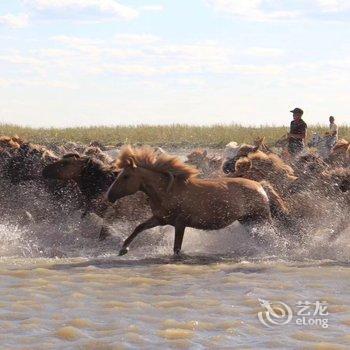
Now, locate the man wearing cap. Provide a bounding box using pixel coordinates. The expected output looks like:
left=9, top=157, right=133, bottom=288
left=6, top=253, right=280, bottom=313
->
left=288, top=107, right=307, bottom=156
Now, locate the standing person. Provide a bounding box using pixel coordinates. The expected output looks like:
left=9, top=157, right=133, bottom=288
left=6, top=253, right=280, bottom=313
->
left=288, top=107, right=307, bottom=156
left=325, top=116, right=338, bottom=151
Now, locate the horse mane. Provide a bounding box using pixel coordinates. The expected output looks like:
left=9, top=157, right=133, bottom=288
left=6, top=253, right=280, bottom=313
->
left=79, top=156, right=118, bottom=198
left=61, top=152, right=116, bottom=172
left=117, top=145, right=199, bottom=179
left=84, top=146, right=113, bottom=164
left=237, top=144, right=257, bottom=157
left=20, top=142, right=57, bottom=160
left=247, top=150, right=295, bottom=176
left=0, top=135, right=21, bottom=149
left=83, top=156, right=117, bottom=173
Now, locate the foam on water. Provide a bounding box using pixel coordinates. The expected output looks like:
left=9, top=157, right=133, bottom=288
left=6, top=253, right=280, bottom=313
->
left=0, top=209, right=348, bottom=263
left=0, top=195, right=348, bottom=349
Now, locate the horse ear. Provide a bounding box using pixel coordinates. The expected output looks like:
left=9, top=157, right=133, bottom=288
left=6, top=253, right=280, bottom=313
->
left=126, top=157, right=137, bottom=169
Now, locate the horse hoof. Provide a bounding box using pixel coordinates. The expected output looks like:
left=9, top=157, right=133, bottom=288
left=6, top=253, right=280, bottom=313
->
left=119, top=247, right=129, bottom=256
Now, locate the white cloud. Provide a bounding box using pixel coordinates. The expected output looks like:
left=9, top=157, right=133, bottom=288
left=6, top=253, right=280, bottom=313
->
left=316, top=0, right=350, bottom=12
left=52, top=35, right=102, bottom=55
left=2, top=35, right=279, bottom=78
left=205, top=0, right=299, bottom=21
left=205, top=0, right=350, bottom=21
left=25, top=0, right=138, bottom=20
left=246, top=47, right=284, bottom=57
left=0, top=52, right=43, bottom=67
left=0, top=13, right=29, bottom=28
left=115, top=34, right=161, bottom=45
left=139, top=5, right=164, bottom=13
left=0, top=77, right=77, bottom=89
left=51, top=35, right=147, bottom=58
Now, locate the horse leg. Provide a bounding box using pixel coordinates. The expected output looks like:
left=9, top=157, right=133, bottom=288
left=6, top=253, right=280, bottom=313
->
left=173, top=224, right=186, bottom=255
left=98, top=204, right=115, bottom=241
left=98, top=225, right=110, bottom=241
left=119, top=216, right=161, bottom=256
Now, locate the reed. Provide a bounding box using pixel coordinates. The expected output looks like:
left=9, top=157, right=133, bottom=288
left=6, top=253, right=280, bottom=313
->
left=1, top=123, right=349, bottom=148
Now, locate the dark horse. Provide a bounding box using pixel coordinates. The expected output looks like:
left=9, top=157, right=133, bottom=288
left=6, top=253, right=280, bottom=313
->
left=42, top=153, right=152, bottom=240
left=107, top=146, right=286, bottom=256
left=42, top=153, right=118, bottom=240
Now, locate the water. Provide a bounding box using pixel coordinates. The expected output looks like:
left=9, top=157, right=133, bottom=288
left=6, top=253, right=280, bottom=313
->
left=0, top=217, right=349, bottom=349
left=0, top=148, right=349, bottom=348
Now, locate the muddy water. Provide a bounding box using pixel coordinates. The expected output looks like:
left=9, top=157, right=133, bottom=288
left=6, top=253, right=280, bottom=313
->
left=0, top=220, right=349, bottom=350
left=0, top=147, right=349, bottom=349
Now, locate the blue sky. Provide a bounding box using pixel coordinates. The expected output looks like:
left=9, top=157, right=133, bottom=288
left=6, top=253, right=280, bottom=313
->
left=0, top=0, right=349, bottom=127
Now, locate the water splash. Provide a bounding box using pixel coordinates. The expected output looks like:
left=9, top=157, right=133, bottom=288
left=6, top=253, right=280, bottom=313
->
left=0, top=213, right=348, bottom=263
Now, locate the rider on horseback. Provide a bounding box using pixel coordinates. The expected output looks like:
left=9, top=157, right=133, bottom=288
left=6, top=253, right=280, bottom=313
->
left=325, top=116, right=338, bottom=151
left=288, top=108, right=307, bottom=157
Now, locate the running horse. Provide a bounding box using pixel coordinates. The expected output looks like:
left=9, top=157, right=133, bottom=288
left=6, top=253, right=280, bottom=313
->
left=107, top=146, right=286, bottom=256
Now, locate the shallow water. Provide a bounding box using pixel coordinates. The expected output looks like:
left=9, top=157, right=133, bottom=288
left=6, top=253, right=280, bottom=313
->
left=0, top=218, right=349, bottom=350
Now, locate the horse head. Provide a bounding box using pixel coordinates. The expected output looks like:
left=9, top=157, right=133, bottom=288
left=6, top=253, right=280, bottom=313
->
left=222, top=144, right=258, bottom=174
left=42, top=153, right=89, bottom=181
left=107, top=157, right=141, bottom=203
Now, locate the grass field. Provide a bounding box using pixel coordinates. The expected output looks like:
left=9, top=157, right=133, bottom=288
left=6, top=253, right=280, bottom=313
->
left=1, top=123, right=349, bottom=148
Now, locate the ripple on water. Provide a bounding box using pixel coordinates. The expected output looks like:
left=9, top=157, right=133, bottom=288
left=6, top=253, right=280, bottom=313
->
left=68, top=318, right=95, bottom=329
left=55, top=326, right=84, bottom=341
left=0, top=248, right=348, bottom=350
left=307, top=342, right=349, bottom=350
left=78, top=340, right=122, bottom=350
left=162, top=319, right=205, bottom=331
left=158, top=328, right=194, bottom=340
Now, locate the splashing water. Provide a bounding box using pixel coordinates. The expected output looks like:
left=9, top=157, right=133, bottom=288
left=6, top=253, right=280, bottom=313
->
left=0, top=175, right=349, bottom=348
left=0, top=207, right=348, bottom=262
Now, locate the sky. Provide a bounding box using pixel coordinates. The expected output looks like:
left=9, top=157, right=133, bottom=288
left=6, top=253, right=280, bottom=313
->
left=0, top=0, right=349, bottom=127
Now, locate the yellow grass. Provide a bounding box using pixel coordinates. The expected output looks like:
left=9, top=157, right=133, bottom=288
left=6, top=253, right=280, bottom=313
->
left=0, top=123, right=349, bottom=148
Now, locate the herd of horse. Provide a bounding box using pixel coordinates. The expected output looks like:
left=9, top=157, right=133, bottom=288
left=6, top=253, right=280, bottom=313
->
left=0, top=134, right=349, bottom=256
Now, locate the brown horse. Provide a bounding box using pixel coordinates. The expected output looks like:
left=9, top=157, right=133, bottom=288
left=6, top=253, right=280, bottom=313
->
left=107, top=146, right=285, bottom=256
left=326, top=139, right=350, bottom=167
left=229, top=149, right=297, bottom=196
left=185, top=149, right=222, bottom=178
left=0, top=138, right=82, bottom=225
left=254, top=137, right=273, bottom=154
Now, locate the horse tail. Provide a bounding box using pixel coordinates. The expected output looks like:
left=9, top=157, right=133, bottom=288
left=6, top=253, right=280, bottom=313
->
left=260, top=181, right=289, bottom=221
